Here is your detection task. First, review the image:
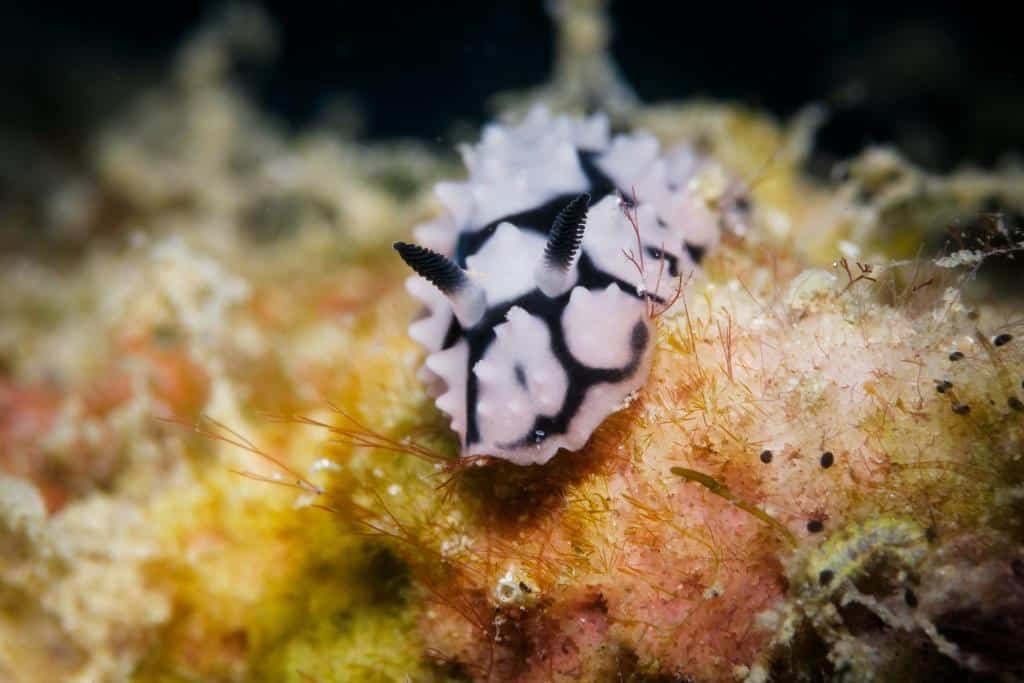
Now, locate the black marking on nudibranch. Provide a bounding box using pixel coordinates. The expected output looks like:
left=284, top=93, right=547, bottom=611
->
left=455, top=255, right=651, bottom=449
left=501, top=320, right=648, bottom=449
left=513, top=364, right=528, bottom=389
left=684, top=242, right=706, bottom=264
left=645, top=246, right=680, bottom=277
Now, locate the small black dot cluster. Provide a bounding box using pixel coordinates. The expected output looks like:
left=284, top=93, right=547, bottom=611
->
left=940, top=335, right=1023, bottom=416
left=952, top=403, right=971, bottom=416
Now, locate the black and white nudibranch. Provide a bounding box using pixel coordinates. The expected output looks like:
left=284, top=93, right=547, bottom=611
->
left=396, top=107, right=730, bottom=465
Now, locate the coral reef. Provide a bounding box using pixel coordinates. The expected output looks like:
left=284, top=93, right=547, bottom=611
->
left=2, top=3, right=1023, bottom=682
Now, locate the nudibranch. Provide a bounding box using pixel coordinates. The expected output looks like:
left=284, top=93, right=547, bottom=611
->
left=396, top=107, right=735, bottom=465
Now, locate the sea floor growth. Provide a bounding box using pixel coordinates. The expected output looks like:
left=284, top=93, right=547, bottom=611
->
left=2, top=3, right=1024, bottom=682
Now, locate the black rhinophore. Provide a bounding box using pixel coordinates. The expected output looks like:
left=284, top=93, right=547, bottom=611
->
left=393, top=241, right=467, bottom=295
left=543, top=193, right=590, bottom=271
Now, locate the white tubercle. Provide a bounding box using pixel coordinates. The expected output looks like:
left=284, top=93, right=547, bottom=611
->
left=465, top=223, right=546, bottom=306
left=563, top=284, right=648, bottom=369
left=425, top=340, right=470, bottom=443
left=435, top=181, right=473, bottom=232
left=596, top=131, right=660, bottom=189
left=457, top=108, right=608, bottom=229
left=406, top=276, right=453, bottom=352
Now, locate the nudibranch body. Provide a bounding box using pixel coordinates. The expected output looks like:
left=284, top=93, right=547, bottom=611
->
left=396, top=107, right=733, bottom=465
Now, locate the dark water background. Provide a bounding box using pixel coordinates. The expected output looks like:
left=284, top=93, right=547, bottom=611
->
left=0, top=1, right=1020, bottom=172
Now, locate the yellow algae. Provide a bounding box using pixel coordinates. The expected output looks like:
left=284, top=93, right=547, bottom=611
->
left=1, top=479, right=171, bottom=682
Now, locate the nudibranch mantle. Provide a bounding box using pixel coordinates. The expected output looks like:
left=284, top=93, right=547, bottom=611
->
left=397, top=107, right=730, bottom=465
